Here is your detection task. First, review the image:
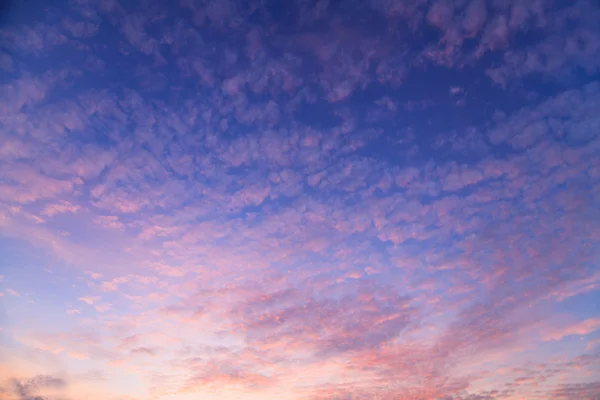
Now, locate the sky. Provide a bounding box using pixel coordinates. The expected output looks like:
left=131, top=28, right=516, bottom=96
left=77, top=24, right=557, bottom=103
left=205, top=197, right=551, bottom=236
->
left=0, top=0, right=600, bottom=399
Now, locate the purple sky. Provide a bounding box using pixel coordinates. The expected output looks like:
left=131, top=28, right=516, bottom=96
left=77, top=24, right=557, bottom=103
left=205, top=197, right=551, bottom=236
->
left=1, top=0, right=600, bottom=399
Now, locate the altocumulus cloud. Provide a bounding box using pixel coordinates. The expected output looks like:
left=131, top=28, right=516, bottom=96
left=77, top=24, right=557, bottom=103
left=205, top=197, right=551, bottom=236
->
left=0, top=0, right=600, bottom=399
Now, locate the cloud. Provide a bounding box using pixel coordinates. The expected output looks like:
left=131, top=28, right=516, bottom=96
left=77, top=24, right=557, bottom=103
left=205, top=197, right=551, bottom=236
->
left=552, top=381, right=600, bottom=399
left=92, top=215, right=124, bottom=230
left=94, top=304, right=112, bottom=313
left=10, top=375, right=66, bottom=400
left=41, top=201, right=80, bottom=217
left=543, top=318, right=600, bottom=342
left=0, top=0, right=599, bottom=399
left=130, top=347, right=156, bottom=356
left=486, top=1, right=600, bottom=86
left=78, top=296, right=99, bottom=305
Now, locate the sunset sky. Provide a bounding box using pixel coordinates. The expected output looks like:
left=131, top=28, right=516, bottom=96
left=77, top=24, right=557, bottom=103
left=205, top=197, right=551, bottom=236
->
left=1, top=0, right=600, bottom=399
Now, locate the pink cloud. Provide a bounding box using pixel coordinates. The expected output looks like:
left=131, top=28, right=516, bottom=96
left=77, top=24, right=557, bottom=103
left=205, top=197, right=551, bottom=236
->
left=462, top=0, right=487, bottom=36
left=543, top=318, right=600, bottom=342
left=99, top=276, right=129, bottom=292
left=1, top=1, right=599, bottom=399
left=427, top=0, right=455, bottom=30
left=0, top=165, right=80, bottom=204
left=92, top=190, right=147, bottom=213
left=79, top=296, right=100, bottom=305
left=231, top=183, right=271, bottom=209
left=94, top=304, right=112, bottom=313
left=476, top=14, right=509, bottom=56
left=93, top=215, right=124, bottom=230
left=120, top=14, right=161, bottom=56
left=41, top=201, right=81, bottom=217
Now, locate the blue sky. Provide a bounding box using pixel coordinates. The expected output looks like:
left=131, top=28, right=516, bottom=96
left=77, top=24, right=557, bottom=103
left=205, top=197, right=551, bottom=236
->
left=1, top=0, right=600, bottom=399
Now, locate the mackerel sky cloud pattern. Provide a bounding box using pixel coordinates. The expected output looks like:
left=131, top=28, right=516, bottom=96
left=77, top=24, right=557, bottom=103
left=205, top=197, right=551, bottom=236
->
left=0, top=0, right=600, bottom=399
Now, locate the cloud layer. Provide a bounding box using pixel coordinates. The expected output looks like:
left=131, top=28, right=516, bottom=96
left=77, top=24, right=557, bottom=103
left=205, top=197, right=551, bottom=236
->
left=1, top=0, right=600, bottom=399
